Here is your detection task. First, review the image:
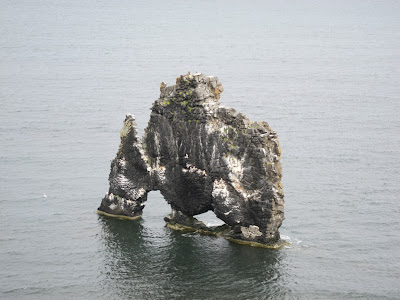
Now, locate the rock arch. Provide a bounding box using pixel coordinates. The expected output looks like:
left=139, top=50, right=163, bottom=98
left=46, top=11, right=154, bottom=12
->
left=98, top=73, right=284, bottom=247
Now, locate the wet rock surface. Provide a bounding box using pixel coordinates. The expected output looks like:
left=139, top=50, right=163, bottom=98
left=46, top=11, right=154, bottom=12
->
left=98, top=72, right=284, bottom=246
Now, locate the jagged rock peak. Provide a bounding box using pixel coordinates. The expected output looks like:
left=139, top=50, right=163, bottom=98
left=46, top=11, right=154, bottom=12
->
left=98, top=72, right=285, bottom=248
left=159, top=72, right=224, bottom=101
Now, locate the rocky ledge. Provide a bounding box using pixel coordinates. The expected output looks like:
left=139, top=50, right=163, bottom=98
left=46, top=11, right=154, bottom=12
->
left=98, top=72, right=285, bottom=248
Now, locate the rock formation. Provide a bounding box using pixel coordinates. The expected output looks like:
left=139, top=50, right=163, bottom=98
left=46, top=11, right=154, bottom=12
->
left=98, top=72, right=285, bottom=247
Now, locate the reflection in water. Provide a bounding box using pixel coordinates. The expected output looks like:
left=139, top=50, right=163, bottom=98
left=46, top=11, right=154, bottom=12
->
left=98, top=216, right=295, bottom=299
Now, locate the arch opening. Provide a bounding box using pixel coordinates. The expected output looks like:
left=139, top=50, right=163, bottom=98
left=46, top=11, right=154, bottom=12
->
left=142, top=191, right=227, bottom=230
left=194, top=210, right=225, bottom=227
left=141, top=190, right=171, bottom=220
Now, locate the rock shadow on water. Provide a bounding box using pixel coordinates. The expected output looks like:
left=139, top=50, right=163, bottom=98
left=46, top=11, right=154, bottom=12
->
left=97, top=215, right=295, bottom=299
left=97, top=215, right=165, bottom=299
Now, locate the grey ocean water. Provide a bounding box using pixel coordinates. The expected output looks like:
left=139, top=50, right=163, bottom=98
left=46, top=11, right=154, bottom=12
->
left=1, top=0, right=399, bottom=299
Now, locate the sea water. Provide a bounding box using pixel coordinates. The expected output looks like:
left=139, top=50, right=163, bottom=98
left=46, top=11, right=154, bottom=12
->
left=1, top=0, right=399, bottom=298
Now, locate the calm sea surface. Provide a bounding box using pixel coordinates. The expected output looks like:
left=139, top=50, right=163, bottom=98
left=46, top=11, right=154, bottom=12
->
left=1, top=0, right=399, bottom=299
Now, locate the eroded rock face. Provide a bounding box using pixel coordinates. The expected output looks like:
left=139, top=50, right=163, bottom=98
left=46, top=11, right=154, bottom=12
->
left=98, top=73, right=284, bottom=245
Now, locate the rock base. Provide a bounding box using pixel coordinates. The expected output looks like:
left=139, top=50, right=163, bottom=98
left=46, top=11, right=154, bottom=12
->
left=97, top=210, right=142, bottom=221
left=164, top=216, right=287, bottom=249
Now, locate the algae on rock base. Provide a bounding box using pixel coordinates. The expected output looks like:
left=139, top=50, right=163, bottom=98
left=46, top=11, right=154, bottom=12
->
left=98, top=72, right=284, bottom=247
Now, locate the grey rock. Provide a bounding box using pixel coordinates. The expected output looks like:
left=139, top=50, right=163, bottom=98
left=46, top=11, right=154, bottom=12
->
left=98, top=72, right=284, bottom=246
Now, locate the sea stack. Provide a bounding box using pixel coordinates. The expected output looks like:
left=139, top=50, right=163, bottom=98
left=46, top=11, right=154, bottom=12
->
left=98, top=72, right=285, bottom=248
